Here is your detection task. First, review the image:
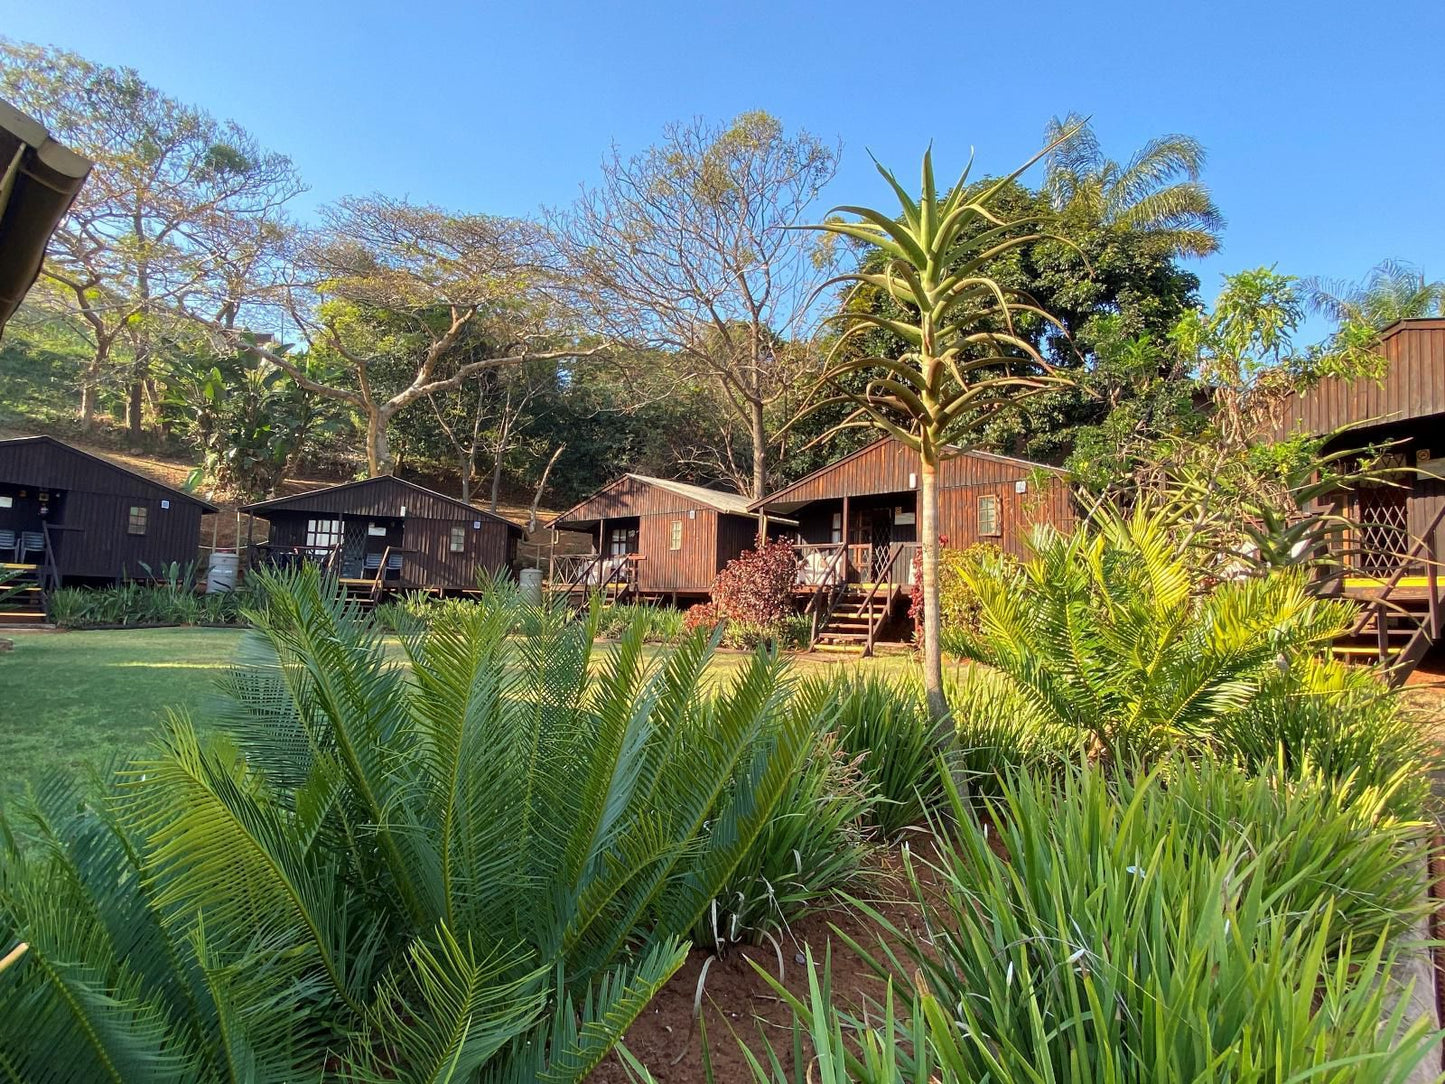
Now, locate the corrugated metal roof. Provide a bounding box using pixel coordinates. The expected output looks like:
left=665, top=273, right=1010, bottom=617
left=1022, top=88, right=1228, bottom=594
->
left=624, top=474, right=756, bottom=515
left=0, top=99, right=92, bottom=337
left=0, top=434, right=217, bottom=511
left=241, top=474, right=523, bottom=532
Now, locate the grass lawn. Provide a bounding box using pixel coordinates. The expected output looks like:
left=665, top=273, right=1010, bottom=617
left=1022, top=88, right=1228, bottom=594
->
left=0, top=627, right=928, bottom=794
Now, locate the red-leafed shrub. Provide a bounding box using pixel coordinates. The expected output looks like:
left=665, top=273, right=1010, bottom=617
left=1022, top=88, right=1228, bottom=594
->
left=682, top=601, right=724, bottom=635
left=908, top=534, right=947, bottom=628
left=711, top=536, right=798, bottom=628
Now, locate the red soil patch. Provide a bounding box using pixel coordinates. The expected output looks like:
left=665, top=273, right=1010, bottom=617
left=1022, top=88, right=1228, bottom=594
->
left=590, top=848, right=937, bottom=1084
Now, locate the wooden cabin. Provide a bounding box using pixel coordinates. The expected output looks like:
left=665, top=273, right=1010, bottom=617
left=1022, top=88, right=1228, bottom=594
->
left=242, top=475, right=522, bottom=597
left=0, top=435, right=216, bottom=589
left=1273, top=318, right=1445, bottom=681
left=548, top=474, right=790, bottom=602
left=753, top=436, right=1074, bottom=650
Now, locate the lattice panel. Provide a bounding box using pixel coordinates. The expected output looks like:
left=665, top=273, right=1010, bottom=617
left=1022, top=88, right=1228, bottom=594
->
left=1356, top=495, right=1409, bottom=577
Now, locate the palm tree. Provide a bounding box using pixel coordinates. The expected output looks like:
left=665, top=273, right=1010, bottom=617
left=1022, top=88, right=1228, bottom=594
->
left=1303, top=259, right=1445, bottom=329
left=803, top=146, right=1072, bottom=719
left=1042, top=113, right=1224, bottom=258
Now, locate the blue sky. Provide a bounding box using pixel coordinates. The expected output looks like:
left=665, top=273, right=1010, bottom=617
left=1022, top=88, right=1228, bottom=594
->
left=5, top=0, right=1442, bottom=338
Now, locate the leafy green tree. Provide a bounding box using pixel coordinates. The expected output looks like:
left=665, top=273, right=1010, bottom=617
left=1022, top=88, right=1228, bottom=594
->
left=1041, top=112, right=1224, bottom=258
left=0, top=39, right=302, bottom=434
left=803, top=147, right=1070, bottom=718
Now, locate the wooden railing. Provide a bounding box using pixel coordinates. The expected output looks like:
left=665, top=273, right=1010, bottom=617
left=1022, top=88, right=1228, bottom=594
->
left=1341, top=502, right=1445, bottom=685
left=550, top=551, right=638, bottom=604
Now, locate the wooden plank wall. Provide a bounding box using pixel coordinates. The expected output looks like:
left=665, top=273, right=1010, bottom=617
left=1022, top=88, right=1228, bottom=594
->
left=0, top=439, right=210, bottom=580
left=637, top=508, right=719, bottom=595
left=1276, top=321, right=1445, bottom=438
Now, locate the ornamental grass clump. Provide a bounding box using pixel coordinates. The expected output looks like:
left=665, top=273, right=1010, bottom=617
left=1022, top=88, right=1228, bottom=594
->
left=739, top=758, right=1436, bottom=1084
left=0, top=567, right=834, bottom=1083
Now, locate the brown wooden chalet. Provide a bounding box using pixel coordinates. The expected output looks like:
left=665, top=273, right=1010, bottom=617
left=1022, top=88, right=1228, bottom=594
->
left=242, top=475, right=522, bottom=599
left=548, top=474, right=790, bottom=602
left=753, top=436, right=1074, bottom=651
left=1273, top=318, right=1445, bottom=681
left=0, top=436, right=216, bottom=621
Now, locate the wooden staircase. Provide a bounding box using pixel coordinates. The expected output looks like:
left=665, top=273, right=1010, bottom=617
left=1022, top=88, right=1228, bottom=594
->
left=1328, top=505, right=1444, bottom=687
left=0, top=563, right=48, bottom=626
left=812, top=583, right=906, bottom=654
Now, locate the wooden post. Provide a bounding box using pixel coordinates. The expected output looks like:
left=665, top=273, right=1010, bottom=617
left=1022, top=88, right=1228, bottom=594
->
left=841, top=494, right=850, bottom=580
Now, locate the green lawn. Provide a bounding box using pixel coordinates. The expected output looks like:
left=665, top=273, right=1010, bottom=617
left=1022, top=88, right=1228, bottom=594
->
left=0, top=628, right=925, bottom=793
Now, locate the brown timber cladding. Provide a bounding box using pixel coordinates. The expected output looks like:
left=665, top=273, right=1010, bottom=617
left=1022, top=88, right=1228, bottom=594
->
left=1273, top=320, right=1445, bottom=438
left=0, top=435, right=213, bottom=580
left=244, top=476, right=520, bottom=589
left=554, top=476, right=760, bottom=595
left=758, top=437, right=1074, bottom=558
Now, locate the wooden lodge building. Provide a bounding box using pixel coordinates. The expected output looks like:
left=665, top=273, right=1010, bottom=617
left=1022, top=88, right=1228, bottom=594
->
left=752, top=437, right=1074, bottom=650
left=1273, top=318, right=1445, bottom=682
left=0, top=435, right=216, bottom=621
left=242, top=475, right=523, bottom=597
left=548, top=474, right=791, bottom=602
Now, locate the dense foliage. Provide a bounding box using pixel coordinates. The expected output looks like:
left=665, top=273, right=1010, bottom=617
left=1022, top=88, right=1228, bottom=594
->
left=0, top=571, right=835, bottom=1081
left=948, top=508, right=1436, bottom=812
left=739, top=759, right=1436, bottom=1084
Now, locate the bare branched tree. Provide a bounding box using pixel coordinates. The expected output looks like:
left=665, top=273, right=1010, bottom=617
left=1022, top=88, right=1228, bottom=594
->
left=555, top=111, right=839, bottom=499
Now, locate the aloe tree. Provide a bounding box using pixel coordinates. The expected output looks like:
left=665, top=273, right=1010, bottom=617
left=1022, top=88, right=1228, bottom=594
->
left=803, top=147, right=1072, bottom=717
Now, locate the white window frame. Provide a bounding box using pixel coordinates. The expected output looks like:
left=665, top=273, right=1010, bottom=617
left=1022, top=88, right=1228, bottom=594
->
left=977, top=495, right=1001, bottom=537
left=830, top=511, right=843, bottom=544
left=306, top=517, right=344, bottom=550
left=449, top=525, right=466, bottom=553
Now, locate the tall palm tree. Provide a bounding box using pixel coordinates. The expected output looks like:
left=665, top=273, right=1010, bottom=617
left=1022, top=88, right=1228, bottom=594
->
left=1042, top=113, right=1224, bottom=258
left=1303, top=259, right=1445, bottom=330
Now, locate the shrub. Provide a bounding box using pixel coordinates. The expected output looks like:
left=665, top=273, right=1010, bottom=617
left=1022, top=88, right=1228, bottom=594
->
left=746, top=759, right=1435, bottom=1083
left=683, top=601, right=724, bottom=636
left=820, top=670, right=949, bottom=836
left=46, top=581, right=259, bottom=628
left=698, top=729, right=874, bottom=949
left=0, top=567, right=834, bottom=1082
left=948, top=507, right=1435, bottom=813
left=711, top=535, right=797, bottom=628
left=594, top=602, right=686, bottom=643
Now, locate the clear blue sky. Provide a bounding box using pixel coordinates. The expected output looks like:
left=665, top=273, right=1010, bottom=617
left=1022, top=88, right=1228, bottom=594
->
left=5, top=0, right=1443, bottom=337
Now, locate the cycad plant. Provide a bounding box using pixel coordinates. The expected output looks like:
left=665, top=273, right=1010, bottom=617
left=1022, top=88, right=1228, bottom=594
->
left=804, top=144, right=1073, bottom=717
left=949, top=507, right=1434, bottom=801
left=0, top=568, right=832, bottom=1082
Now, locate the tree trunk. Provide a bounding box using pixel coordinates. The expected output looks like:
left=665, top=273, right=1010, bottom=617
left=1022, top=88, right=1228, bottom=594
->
left=749, top=398, right=767, bottom=501
left=489, top=451, right=504, bottom=513
left=126, top=382, right=145, bottom=442
left=79, top=379, right=98, bottom=430
left=366, top=412, right=394, bottom=476
left=459, top=453, right=473, bottom=504
left=918, top=447, right=948, bottom=720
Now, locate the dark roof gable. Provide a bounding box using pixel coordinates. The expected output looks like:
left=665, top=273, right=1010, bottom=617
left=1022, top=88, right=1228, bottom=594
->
left=0, top=435, right=217, bottom=511
left=242, top=475, right=523, bottom=532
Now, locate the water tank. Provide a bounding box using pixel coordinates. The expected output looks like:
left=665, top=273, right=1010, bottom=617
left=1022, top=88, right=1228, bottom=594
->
left=518, top=567, right=543, bottom=605
left=206, top=550, right=240, bottom=594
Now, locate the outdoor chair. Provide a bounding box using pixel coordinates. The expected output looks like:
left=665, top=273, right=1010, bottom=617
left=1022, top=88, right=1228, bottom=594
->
left=385, top=552, right=404, bottom=579
left=362, top=552, right=383, bottom=576
left=17, top=531, right=44, bottom=563
left=0, top=529, right=15, bottom=562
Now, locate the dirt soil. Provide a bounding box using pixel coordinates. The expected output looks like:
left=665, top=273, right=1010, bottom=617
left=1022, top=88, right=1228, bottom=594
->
left=588, top=849, right=933, bottom=1084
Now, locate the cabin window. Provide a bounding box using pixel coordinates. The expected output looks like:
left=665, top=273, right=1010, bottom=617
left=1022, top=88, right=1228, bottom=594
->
left=830, top=511, right=842, bottom=544
left=978, top=495, right=1001, bottom=537
left=607, top=526, right=638, bottom=557
left=127, top=505, right=148, bottom=535
left=670, top=520, right=683, bottom=550
left=449, top=525, right=466, bottom=553
left=306, top=518, right=343, bottom=550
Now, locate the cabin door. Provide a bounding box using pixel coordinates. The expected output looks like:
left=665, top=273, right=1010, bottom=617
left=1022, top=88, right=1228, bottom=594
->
left=1354, top=483, right=1410, bottom=578
left=864, top=507, right=894, bottom=583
